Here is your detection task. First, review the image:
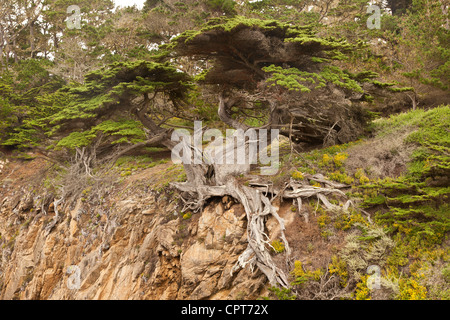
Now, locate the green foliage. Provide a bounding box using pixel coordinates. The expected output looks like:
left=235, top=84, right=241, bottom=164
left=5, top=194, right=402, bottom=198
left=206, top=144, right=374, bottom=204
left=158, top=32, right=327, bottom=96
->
left=263, top=65, right=317, bottom=92
left=91, top=120, right=146, bottom=144
left=1, top=58, right=193, bottom=153
left=0, top=59, right=65, bottom=149
left=42, top=60, right=192, bottom=150
left=320, top=66, right=364, bottom=92
left=54, top=131, right=96, bottom=149
left=168, top=16, right=297, bottom=47
left=55, top=119, right=147, bottom=149
left=167, top=15, right=340, bottom=55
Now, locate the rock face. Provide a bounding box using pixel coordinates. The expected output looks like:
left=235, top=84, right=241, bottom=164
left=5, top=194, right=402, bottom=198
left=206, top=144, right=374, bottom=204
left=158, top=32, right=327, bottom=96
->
left=0, top=161, right=270, bottom=300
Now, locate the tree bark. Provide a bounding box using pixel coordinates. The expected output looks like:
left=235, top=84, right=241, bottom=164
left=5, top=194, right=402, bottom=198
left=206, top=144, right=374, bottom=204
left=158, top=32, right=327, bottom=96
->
left=29, top=20, right=35, bottom=58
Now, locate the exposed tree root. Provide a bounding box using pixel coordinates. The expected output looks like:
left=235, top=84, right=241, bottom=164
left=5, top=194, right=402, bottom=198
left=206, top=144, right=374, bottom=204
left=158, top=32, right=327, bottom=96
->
left=172, top=169, right=357, bottom=289
left=173, top=176, right=290, bottom=288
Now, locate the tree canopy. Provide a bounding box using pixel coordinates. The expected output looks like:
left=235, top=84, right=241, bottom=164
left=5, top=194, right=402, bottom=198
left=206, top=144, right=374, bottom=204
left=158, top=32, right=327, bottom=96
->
left=164, top=16, right=410, bottom=145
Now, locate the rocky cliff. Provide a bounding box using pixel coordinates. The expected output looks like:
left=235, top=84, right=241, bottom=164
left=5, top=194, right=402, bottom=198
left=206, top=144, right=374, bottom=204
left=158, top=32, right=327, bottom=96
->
left=0, top=157, right=301, bottom=300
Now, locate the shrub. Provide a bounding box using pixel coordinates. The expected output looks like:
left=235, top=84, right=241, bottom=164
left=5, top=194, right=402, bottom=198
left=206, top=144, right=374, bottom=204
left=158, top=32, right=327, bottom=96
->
left=328, top=256, right=349, bottom=287
left=443, top=266, right=450, bottom=283
left=271, top=239, right=285, bottom=253
left=291, top=170, right=304, bottom=180
left=321, top=153, right=332, bottom=166
left=267, top=287, right=296, bottom=300
left=182, top=212, right=192, bottom=220
left=354, top=275, right=371, bottom=300
left=291, top=260, right=323, bottom=285
left=398, top=278, right=427, bottom=300
left=333, top=153, right=348, bottom=167
left=329, top=171, right=354, bottom=184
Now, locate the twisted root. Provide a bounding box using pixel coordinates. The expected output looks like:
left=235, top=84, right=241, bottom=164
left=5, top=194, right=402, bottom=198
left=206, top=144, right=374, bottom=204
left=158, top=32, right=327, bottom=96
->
left=172, top=172, right=357, bottom=288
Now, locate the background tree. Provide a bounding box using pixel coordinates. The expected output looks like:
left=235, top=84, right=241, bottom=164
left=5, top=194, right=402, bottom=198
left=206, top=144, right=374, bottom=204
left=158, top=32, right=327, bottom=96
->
left=312, top=0, right=450, bottom=111
left=241, top=0, right=334, bottom=24
left=350, top=0, right=450, bottom=110
left=381, top=0, right=449, bottom=107
left=140, top=0, right=238, bottom=44
left=48, top=0, right=115, bottom=82
left=386, top=0, right=413, bottom=15
left=0, top=0, right=45, bottom=67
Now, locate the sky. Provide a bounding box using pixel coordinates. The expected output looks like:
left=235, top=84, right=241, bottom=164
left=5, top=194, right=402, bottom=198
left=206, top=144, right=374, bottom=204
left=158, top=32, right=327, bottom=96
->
left=113, top=0, right=146, bottom=9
